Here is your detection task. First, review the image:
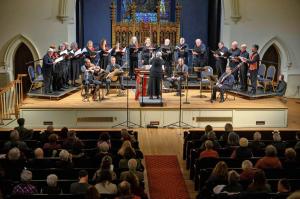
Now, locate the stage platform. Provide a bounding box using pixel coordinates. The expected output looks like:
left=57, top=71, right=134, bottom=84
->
left=18, top=89, right=288, bottom=129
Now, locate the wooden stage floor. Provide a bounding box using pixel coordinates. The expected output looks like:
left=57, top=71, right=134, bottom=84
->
left=21, top=89, right=287, bottom=110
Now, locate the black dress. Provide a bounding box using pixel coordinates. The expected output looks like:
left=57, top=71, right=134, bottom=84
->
left=100, top=47, right=110, bottom=69
left=129, top=44, right=139, bottom=78
left=148, top=57, right=163, bottom=97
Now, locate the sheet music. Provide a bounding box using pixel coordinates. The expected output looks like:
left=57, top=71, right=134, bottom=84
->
left=81, top=48, right=87, bottom=53
left=108, top=48, right=113, bottom=54
left=74, top=48, right=82, bottom=56
left=54, top=56, right=64, bottom=63
left=59, top=50, right=68, bottom=56
left=122, top=47, right=126, bottom=53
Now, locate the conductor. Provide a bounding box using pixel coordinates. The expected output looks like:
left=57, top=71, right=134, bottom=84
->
left=148, top=52, right=164, bottom=99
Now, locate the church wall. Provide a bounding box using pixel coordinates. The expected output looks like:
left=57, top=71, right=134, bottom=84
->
left=0, top=0, right=76, bottom=86
left=221, top=0, right=300, bottom=97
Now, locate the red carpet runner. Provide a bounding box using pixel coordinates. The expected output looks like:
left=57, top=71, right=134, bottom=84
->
left=145, top=155, right=190, bottom=199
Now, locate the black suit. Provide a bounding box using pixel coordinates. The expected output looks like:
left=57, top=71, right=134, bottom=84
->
left=148, top=57, right=163, bottom=97
left=42, top=53, right=54, bottom=93
left=239, top=50, right=249, bottom=91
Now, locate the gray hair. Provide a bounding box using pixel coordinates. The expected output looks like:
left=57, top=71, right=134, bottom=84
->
left=241, top=160, right=253, bottom=170
left=265, top=145, right=277, bottom=157
left=156, top=51, right=162, bottom=58
left=20, top=169, right=32, bottom=182
left=253, top=132, right=262, bottom=141
left=47, top=174, right=58, bottom=187
left=59, top=149, right=71, bottom=161
left=7, top=147, right=21, bottom=160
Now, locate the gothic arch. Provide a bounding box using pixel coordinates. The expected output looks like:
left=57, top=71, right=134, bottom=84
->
left=259, top=37, right=291, bottom=74
left=1, top=34, right=40, bottom=80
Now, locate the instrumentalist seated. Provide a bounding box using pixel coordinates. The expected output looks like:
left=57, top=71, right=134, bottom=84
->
left=81, top=58, right=101, bottom=101
left=210, top=66, right=234, bottom=103
left=105, top=56, right=125, bottom=95
left=167, top=58, right=188, bottom=96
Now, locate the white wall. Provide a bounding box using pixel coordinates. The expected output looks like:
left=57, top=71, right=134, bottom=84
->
left=0, top=0, right=76, bottom=86
left=222, top=0, right=300, bottom=97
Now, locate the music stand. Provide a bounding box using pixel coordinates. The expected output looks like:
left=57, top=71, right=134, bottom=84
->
left=112, top=65, right=142, bottom=128
left=163, top=74, right=194, bottom=128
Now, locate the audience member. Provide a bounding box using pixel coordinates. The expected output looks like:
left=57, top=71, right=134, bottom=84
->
left=94, top=141, right=112, bottom=167
left=117, top=181, right=141, bottom=199
left=220, top=123, right=233, bottom=142
left=255, top=145, right=282, bottom=169
left=14, top=118, right=33, bottom=140
left=120, top=159, right=144, bottom=182
left=40, top=125, right=55, bottom=144
left=277, top=178, right=291, bottom=194
left=240, top=160, right=256, bottom=183
left=59, top=127, right=69, bottom=141
left=28, top=148, right=49, bottom=168
left=247, top=169, right=271, bottom=193
left=63, top=130, right=84, bottom=156
left=118, top=140, right=136, bottom=159
left=94, top=170, right=117, bottom=195
left=199, top=140, right=219, bottom=159
left=227, top=132, right=240, bottom=147
left=231, top=138, right=253, bottom=159
left=12, top=170, right=38, bottom=195
left=200, top=125, right=214, bottom=142
left=85, top=186, right=100, bottom=199
left=200, top=131, right=221, bottom=150
left=4, top=147, right=25, bottom=180
left=97, top=132, right=111, bottom=149
left=43, top=133, right=61, bottom=157
left=56, top=149, right=73, bottom=169
left=250, top=131, right=265, bottom=152
left=93, top=155, right=117, bottom=181
left=2, top=130, right=29, bottom=152
left=41, top=174, right=62, bottom=194
left=272, top=130, right=287, bottom=152
left=283, top=148, right=298, bottom=169
left=221, top=170, right=243, bottom=193
left=70, top=170, right=91, bottom=195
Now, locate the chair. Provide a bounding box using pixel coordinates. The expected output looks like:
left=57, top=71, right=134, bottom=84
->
left=255, top=64, right=266, bottom=89
left=258, top=65, right=276, bottom=92
left=199, top=66, right=213, bottom=96
left=28, top=65, right=43, bottom=93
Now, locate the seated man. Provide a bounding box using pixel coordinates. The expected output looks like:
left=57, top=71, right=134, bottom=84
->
left=81, top=58, right=101, bottom=101
left=276, top=74, right=287, bottom=96
left=167, top=58, right=188, bottom=96
left=14, top=118, right=33, bottom=140
left=210, top=66, right=234, bottom=103
left=105, top=56, right=125, bottom=95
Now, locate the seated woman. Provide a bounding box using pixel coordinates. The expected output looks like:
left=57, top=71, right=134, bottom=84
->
left=41, top=174, right=62, bottom=194
left=12, top=169, right=38, bottom=195
left=247, top=169, right=271, bottom=193
left=231, top=138, right=253, bottom=159
left=283, top=148, right=298, bottom=169
left=250, top=131, right=265, bottom=155
left=239, top=160, right=256, bottom=188
left=221, top=170, right=243, bottom=194
left=255, top=145, right=282, bottom=169
left=56, top=149, right=73, bottom=170
left=272, top=130, right=287, bottom=152
left=93, top=155, right=117, bottom=182
left=118, top=140, right=136, bottom=160
left=200, top=131, right=221, bottom=150
left=226, top=132, right=240, bottom=148
left=93, top=141, right=112, bottom=168
left=94, top=170, right=117, bottom=195
left=62, top=130, right=84, bottom=157
left=4, top=147, right=25, bottom=181
left=199, top=140, right=219, bottom=159
left=43, top=133, right=61, bottom=157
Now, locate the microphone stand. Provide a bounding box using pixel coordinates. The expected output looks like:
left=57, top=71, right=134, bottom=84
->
left=112, top=60, right=142, bottom=129
left=164, top=74, right=194, bottom=128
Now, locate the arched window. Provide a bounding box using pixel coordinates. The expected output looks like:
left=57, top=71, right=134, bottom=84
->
left=261, top=44, right=280, bottom=81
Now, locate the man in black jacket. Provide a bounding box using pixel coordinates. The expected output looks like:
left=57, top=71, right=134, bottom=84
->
left=42, top=48, right=55, bottom=94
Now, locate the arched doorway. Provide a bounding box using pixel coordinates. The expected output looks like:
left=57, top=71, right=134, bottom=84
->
left=13, top=43, right=33, bottom=93
left=261, top=44, right=280, bottom=81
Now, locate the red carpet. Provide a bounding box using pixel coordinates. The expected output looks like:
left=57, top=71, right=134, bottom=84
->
left=145, top=155, right=190, bottom=199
